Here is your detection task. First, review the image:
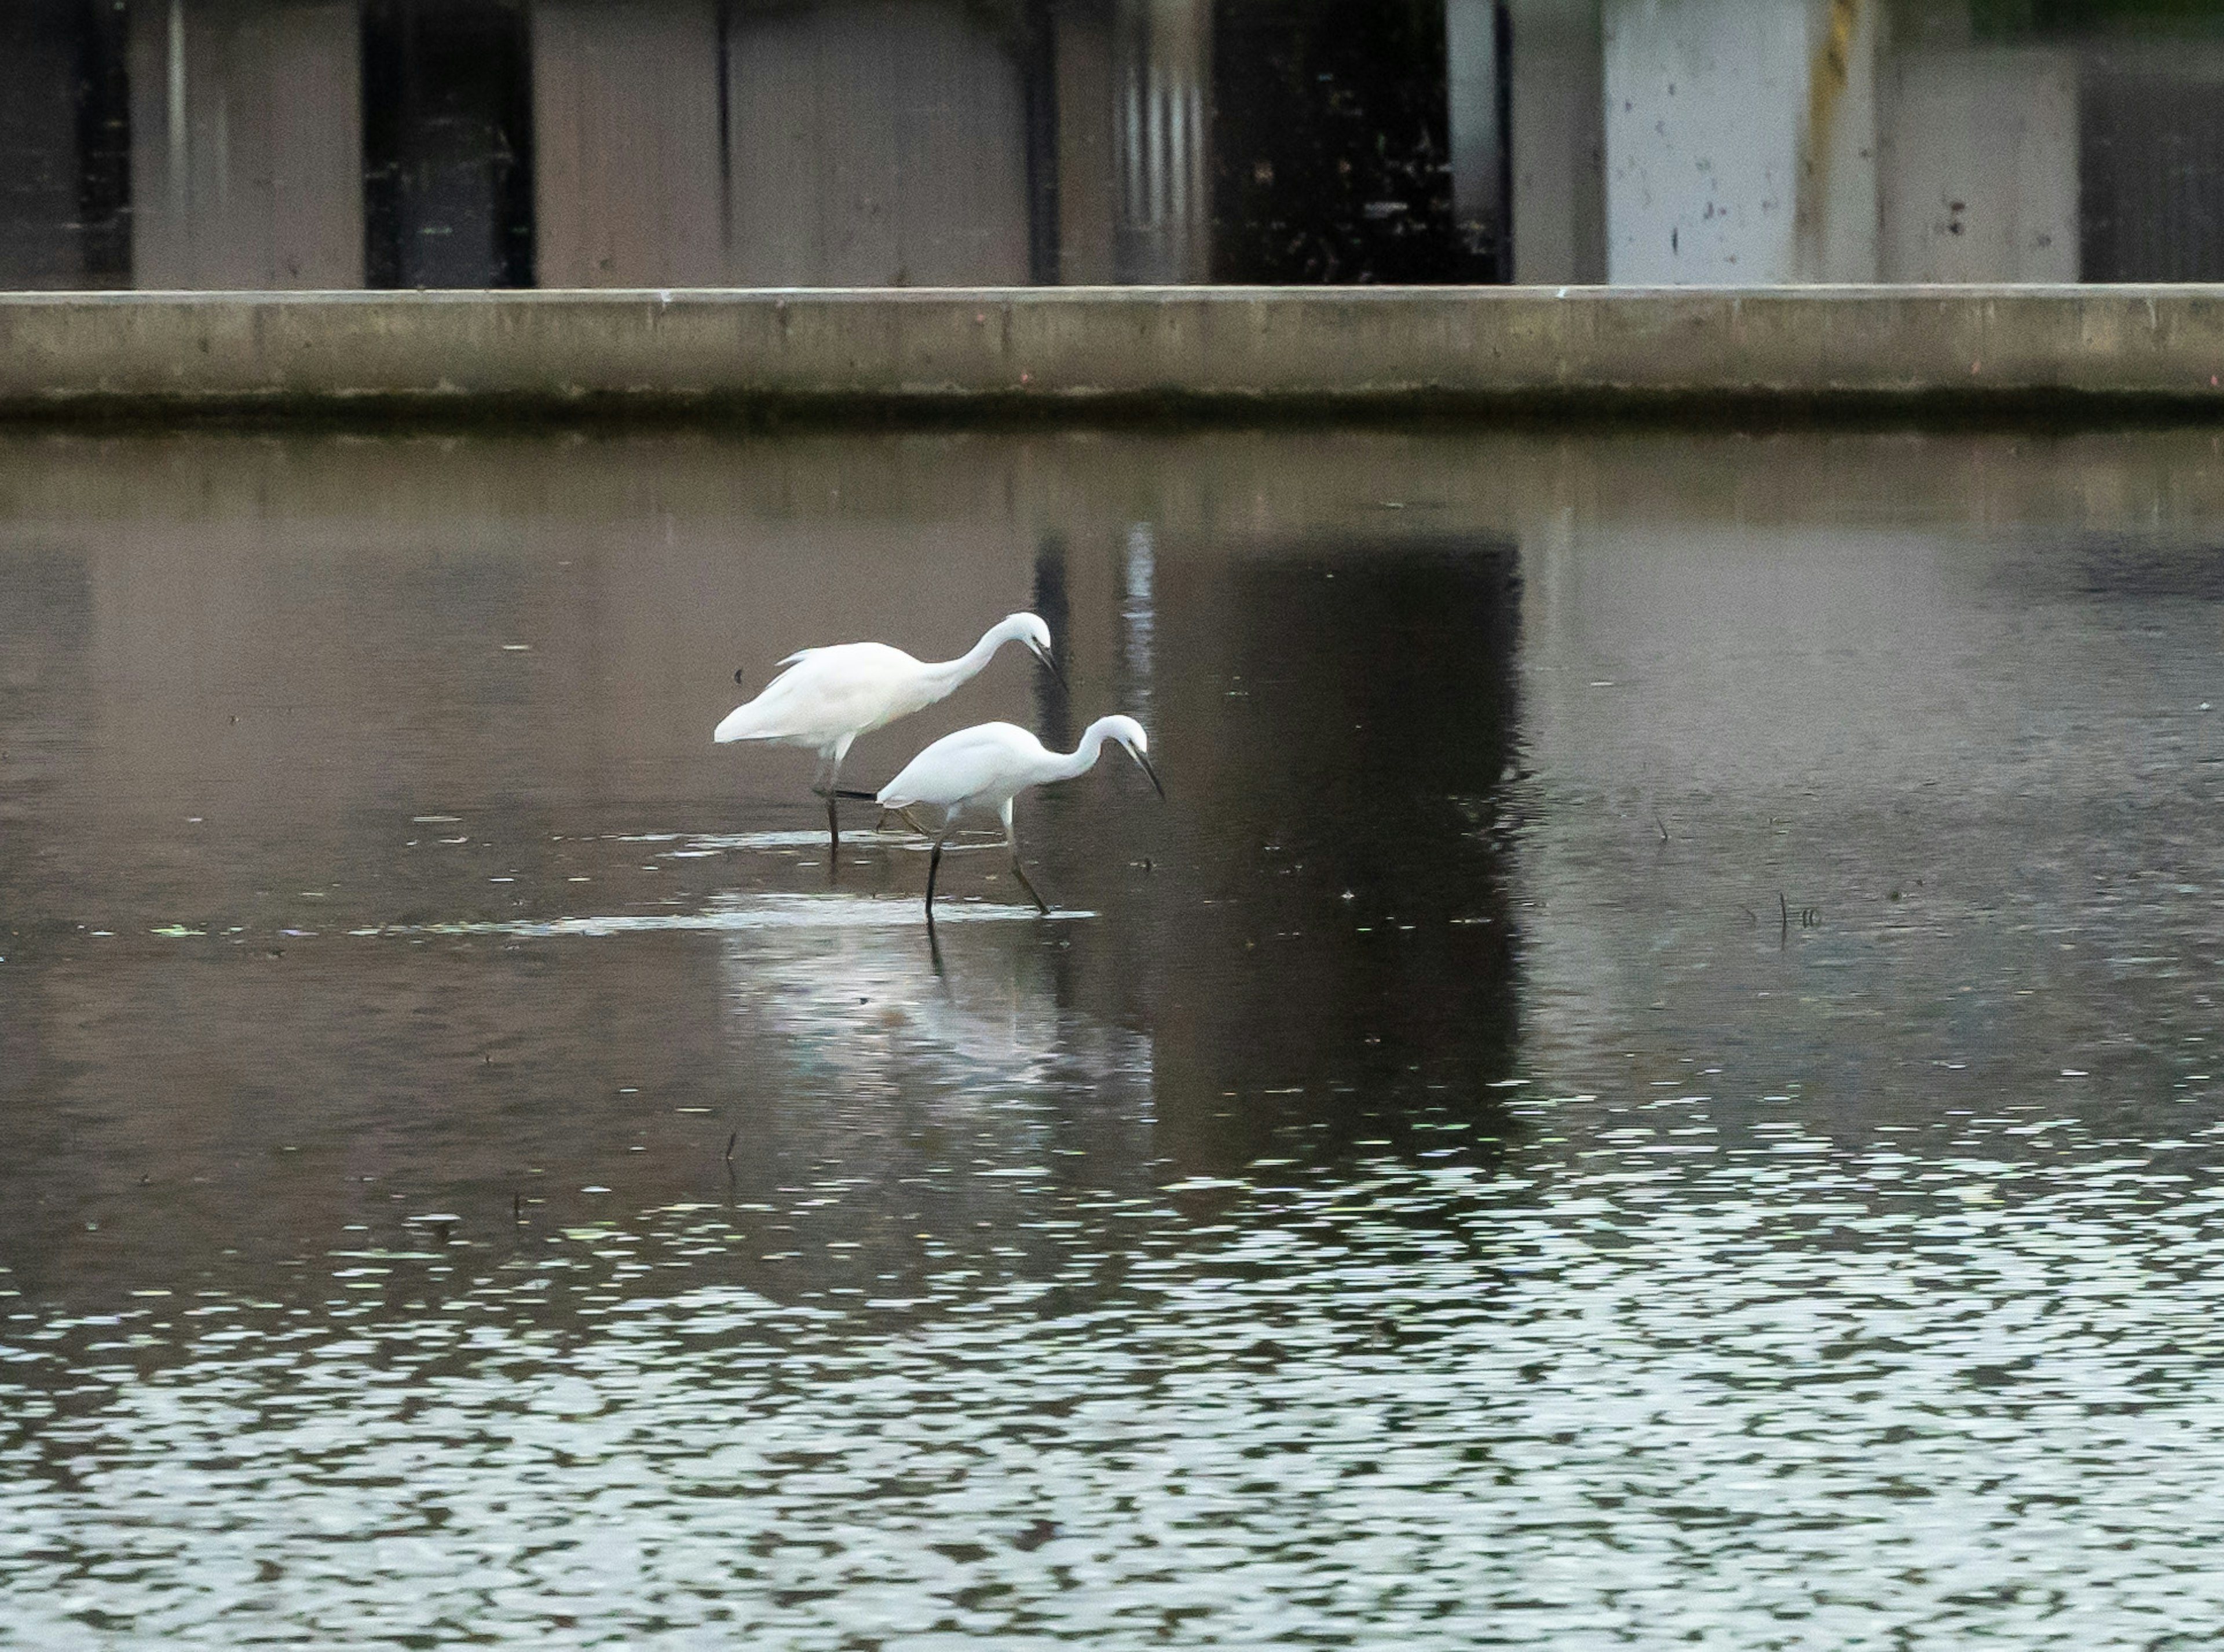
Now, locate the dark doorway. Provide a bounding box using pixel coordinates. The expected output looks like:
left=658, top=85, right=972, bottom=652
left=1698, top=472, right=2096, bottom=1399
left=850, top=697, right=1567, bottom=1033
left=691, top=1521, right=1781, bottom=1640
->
left=1209, top=0, right=1501, bottom=283
left=362, top=0, right=536, bottom=288
left=2080, top=63, right=2224, bottom=281
left=0, top=0, right=130, bottom=288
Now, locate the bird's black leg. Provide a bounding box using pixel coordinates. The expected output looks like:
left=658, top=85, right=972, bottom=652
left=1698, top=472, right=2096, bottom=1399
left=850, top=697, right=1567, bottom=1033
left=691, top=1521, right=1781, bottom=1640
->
left=810, top=753, right=843, bottom=873
left=1009, top=854, right=1050, bottom=916
left=1000, top=800, right=1049, bottom=915
left=925, top=839, right=945, bottom=926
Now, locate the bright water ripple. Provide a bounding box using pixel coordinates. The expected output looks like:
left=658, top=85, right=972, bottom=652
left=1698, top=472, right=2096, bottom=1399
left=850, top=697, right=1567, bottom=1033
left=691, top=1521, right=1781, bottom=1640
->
left=9, top=1104, right=2224, bottom=1647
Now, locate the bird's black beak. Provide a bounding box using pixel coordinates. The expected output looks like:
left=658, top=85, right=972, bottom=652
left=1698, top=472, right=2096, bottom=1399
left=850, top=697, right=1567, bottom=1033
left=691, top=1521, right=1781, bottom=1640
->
left=1030, top=642, right=1067, bottom=690
left=1132, top=748, right=1165, bottom=800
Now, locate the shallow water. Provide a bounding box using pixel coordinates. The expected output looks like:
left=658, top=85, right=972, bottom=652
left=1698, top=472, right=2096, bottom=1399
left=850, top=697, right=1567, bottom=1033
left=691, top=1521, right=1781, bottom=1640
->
left=4, top=426, right=2224, bottom=1646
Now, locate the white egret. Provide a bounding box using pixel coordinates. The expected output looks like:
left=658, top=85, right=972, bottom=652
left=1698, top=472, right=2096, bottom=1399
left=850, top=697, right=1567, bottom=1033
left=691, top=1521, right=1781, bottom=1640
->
left=876, top=715, right=1164, bottom=920
left=714, top=612, right=1062, bottom=858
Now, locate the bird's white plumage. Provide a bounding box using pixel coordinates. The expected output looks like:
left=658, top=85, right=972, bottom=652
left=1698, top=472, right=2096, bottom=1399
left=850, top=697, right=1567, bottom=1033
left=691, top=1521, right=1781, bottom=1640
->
left=714, top=641, right=950, bottom=750
left=712, top=614, right=1058, bottom=859
left=715, top=615, right=1052, bottom=749
left=878, top=723, right=1055, bottom=812
left=879, top=715, right=1160, bottom=916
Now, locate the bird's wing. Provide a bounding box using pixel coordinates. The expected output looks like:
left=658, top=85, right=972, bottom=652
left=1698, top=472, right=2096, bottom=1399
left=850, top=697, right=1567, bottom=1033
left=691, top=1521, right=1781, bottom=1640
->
left=756, top=641, right=919, bottom=692
left=720, top=643, right=922, bottom=745
left=879, top=723, right=1037, bottom=809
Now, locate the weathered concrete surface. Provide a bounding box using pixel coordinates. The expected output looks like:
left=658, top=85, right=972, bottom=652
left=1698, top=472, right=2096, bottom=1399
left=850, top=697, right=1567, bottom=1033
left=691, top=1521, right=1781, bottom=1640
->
left=2, top=286, right=2223, bottom=417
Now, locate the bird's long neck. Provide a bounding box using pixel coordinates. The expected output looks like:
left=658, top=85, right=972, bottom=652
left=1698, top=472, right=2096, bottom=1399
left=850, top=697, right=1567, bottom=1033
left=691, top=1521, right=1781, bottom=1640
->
left=921, top=626, right=1009, bottom=695
left=1046, top=721, right=1115, bottom=783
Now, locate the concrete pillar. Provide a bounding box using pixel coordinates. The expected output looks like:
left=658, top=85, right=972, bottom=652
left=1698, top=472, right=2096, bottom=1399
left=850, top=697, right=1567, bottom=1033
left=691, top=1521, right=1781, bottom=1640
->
left=1601, top=0, right=1878, bottom=284
left=531, top=0, right=726, bottom=288
left=1506, top=0, right=1604, bottom=284
left=1795, top=0, right=1881, bottom=282
left=130, top=0, right=363, bottom=288
left=1447, top=0, right=1509, bottom=279
left=1053, top=0, right=1119, bottom=284
left=1879, top=48, right=2078, bottom=282
left=1111, top=0, right=1208, bottom=284
left=722, top=0, right=1030, bottom=287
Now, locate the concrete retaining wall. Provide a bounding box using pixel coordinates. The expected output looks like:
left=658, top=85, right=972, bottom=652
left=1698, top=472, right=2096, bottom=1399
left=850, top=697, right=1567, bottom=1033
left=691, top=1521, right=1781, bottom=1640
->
left=3, top=285, right=2223, bottom=418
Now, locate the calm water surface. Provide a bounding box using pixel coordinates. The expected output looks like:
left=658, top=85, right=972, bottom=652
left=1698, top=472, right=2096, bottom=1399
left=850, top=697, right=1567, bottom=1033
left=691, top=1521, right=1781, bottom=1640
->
left=3, top=427, right=2223, bottom=1646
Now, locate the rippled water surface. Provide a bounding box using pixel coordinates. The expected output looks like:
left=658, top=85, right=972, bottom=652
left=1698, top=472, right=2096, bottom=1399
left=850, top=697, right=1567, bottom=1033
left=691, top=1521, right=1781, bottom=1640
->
left=5, top=426, right=2224, bottom=1646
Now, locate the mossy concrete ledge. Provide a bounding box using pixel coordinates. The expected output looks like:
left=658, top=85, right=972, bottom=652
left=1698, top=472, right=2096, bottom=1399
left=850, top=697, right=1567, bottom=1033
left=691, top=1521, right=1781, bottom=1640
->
left=3, top=285, right=2224, bottom=418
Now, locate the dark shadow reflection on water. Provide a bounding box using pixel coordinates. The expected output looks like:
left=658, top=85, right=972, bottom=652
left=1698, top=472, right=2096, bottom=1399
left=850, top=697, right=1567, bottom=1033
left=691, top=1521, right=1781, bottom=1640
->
left=1133, top=537, right=1522, bottom=1174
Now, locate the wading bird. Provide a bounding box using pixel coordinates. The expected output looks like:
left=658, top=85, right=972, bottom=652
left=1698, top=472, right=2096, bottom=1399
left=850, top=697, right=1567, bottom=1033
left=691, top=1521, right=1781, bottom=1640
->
left=877, top=715, right=1164, bottom=921
left=714, top=613, right=1062, bottom=859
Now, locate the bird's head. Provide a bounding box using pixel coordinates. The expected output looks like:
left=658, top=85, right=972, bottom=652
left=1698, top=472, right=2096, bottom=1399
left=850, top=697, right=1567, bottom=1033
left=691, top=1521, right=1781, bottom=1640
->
left=1095, top=714, right=1164, bottom=798
left=999, top=611, right=1065, bottom=688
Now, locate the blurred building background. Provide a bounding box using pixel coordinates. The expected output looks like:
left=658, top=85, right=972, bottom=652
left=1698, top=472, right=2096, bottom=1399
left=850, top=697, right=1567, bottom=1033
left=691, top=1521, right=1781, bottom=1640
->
left=2, top=0, right=2222, bottom=290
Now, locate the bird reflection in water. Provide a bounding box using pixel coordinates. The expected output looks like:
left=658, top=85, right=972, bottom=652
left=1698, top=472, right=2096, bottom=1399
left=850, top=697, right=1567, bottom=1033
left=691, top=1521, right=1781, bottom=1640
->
left=698, top=534, right=1526, bottom=1225
left=711, top=908, right=1159, bottom=1275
